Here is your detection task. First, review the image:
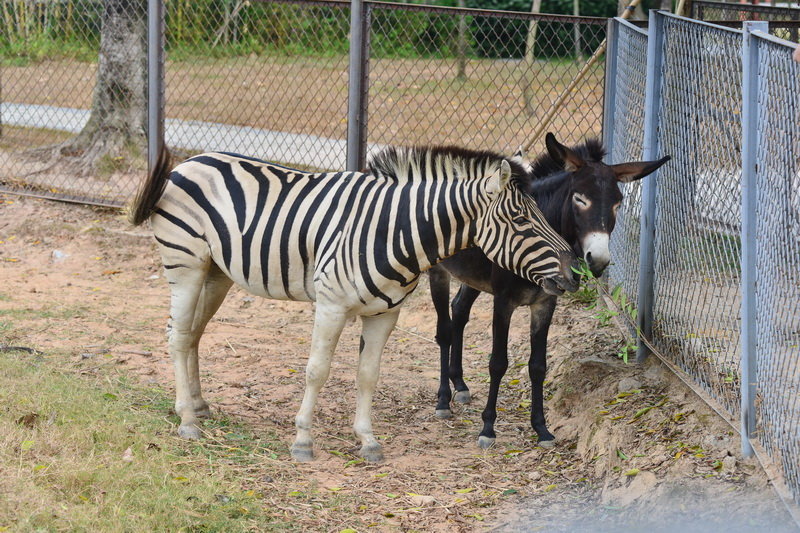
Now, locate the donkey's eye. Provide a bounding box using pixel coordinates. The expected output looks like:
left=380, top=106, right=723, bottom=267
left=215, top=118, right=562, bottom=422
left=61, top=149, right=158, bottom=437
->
left=573, top=193, right=590, bottom=208
left=613, top=202, right=621, bottom=215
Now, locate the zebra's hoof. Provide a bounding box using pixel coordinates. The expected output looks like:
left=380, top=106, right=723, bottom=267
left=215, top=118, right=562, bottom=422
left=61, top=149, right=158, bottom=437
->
left=454, top=390, right=471, bottom=404
left=359, top=444, right=384, bottom=463
left=435, top=408, right=453, bottom=419
left=178, top=424, right=201, bottom=440
left=291, top=444, right=314, bottom=462
left=477, top=435, right=495, bottom=450
left=538, top=437, right=557, bottom=448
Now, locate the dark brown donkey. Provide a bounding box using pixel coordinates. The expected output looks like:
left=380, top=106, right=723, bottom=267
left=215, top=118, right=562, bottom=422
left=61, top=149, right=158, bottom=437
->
left=429, top=132, right=670, bottom=448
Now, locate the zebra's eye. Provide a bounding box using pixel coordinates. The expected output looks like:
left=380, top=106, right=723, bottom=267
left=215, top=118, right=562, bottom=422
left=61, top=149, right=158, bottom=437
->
left=512, top=215, right=529, bottom=226
left=573, top=193, right=590, bottom=209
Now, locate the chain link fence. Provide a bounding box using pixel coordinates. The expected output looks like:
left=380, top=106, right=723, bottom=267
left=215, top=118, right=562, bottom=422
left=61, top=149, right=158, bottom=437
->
left=604, top=10, right=800, bottom=507
left=1, top=0, right=607, bottom=206
left=751, top=28, right=800, bottom=506
left=604, top=17, right=648, bottom=337
left=693, top=0, right=800, bottom=42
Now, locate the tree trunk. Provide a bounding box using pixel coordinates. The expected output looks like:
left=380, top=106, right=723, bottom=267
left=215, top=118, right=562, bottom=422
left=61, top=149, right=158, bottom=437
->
left=456, top=0, right=468, bottom=80
left=55, top=0, right=148, bottom=174
left=522, top=0, right=542, bottom=115
left=573, top=0, right=583, bottom=61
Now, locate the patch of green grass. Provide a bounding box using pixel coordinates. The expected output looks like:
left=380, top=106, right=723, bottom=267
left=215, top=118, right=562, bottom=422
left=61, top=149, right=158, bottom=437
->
left=0, top=349, right=293, bottom=531
left=0, top=305, right=88, bottom=321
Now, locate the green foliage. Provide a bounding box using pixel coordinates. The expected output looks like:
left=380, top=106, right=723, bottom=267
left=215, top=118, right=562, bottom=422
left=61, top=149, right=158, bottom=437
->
left=570, top=260, right=641, bottom=364
left=1, top=0, right=621, bottom=63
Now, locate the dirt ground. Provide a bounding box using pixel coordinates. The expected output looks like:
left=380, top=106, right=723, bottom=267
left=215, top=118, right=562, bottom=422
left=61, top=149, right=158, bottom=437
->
left=0, top=194, right=797, bottom=532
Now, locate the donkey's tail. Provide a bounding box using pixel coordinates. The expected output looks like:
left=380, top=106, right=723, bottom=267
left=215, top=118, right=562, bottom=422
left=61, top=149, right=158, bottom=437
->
left=127, top=145, right=173, bottom=226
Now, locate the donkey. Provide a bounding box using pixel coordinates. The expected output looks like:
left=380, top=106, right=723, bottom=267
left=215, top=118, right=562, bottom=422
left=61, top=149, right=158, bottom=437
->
left=128, top=144, right=580, bottom=462
left=429, top=133, right=670, bottom=448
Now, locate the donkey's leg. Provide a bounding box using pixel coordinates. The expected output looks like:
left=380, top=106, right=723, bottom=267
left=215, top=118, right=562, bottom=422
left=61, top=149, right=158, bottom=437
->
left=529, top=297, right=558, bottom=446
left=429, top=267, right=455, bottom=418
left=450, top=284, right=481, bottom=404
left=291, top=304, right=347, bottom=462
left=477, top=295, right=515, bottom=449
left=353, top=309, right=400, bottom=462
left=187, top=263, right=234, bottom=418
left=165, top=265, right=210, bottom=440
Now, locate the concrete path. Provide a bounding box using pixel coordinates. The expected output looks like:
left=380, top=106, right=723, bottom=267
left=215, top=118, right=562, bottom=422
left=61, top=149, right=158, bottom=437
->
left=2, top=103, right=384, bottom=170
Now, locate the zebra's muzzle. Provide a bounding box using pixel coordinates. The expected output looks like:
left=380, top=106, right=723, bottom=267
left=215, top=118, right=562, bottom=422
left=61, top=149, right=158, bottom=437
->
left=540, top=251, right=580, bottom=295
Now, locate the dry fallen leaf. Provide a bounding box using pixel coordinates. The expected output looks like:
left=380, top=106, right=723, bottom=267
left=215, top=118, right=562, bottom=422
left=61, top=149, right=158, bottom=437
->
left=122, top=447, right=134, bottom=462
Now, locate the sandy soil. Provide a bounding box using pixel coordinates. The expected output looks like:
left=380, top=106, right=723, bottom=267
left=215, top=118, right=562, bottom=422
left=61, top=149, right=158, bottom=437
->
left=0, top=194, right=796, bottom=531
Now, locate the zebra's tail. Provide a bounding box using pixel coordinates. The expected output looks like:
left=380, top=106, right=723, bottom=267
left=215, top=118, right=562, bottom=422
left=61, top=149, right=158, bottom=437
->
left=127, top=145, right=173, bottom=226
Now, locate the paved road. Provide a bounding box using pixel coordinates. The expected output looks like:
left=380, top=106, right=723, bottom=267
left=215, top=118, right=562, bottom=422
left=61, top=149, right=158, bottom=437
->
left=2, top=103, right=384, bottom=170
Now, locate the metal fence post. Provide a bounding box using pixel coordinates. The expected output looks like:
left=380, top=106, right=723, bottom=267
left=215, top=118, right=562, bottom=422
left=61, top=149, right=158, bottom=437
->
left=739, top=20, right=767, bottom=459
left=602, top=17, right=619, bottom=163
left=636, top=10, right=666, bottom=363
left=147, top=0, right=165, bottom=175
left=347, top=0, right=370, bottom=171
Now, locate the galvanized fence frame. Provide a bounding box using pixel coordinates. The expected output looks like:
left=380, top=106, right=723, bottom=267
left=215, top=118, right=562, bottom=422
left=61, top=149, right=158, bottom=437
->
left=605, top=9, right=800, bottom=510
left=1, top=0, right=607, bottom=206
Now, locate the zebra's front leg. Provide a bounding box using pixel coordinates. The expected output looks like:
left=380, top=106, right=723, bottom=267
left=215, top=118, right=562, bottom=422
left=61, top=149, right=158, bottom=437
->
left=291, top=305, right=347, bottom=462
left=353, top=309, right=400, bottom=462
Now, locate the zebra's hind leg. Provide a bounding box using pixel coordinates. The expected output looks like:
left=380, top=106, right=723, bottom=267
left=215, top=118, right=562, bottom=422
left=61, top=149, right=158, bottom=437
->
left=164, top=261, right=212, bottom=441
left=292, top=304, right=348, bottom=462
left=188, top=263, right=234, bottom=419
left=353, top=309, right=401, bottom=463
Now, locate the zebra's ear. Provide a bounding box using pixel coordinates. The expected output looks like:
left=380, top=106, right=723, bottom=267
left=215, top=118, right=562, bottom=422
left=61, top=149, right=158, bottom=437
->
left=487, top=160, right=512, bottom=195
left=512, top=146, right=527, bottom=160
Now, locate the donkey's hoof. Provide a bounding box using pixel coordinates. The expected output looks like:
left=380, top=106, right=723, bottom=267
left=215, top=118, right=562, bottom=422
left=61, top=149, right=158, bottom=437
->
left=538, top=437, right=557, bottom=448
left=194, top=405, right=212, bottom=419
left=290, top=444, right=314, bottom=462
left=435, top=408, right=453, bottom=419
left=178, top=424, right=201, bottom=440
left=477, top=435, right=495, bottom=450
left=359, top=444, right=384, bottom=463
left=454, top=390, right=471, bottom=404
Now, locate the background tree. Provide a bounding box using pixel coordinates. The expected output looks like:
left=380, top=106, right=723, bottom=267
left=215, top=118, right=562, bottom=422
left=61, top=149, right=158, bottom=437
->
left=48, top=0, right=148, bottom=174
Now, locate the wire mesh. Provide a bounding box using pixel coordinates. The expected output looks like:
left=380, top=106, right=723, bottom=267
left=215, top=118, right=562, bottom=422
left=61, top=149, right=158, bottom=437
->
left=365, top=4, right=608, bottom=154
left=163, top=0, right=351, bottom=171
left=693, top=0, right=800, bottom=42
left=650, top=17, right=744, bottom=416
left=2, top=0, right=608, bottom=206
left=0, top=0, right=144, bottom=206
left=605, top=18, right=648, bottom=337
left=753, top=33, right=800, bottom=503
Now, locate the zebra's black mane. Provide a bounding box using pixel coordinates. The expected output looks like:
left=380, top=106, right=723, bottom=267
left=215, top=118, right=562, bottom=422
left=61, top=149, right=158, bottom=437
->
left=368, top=145, right=528, bottom=184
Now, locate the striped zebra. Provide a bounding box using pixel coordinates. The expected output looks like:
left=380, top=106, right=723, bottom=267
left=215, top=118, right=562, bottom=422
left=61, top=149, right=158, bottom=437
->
left=128, top=145, right=578, bottom=462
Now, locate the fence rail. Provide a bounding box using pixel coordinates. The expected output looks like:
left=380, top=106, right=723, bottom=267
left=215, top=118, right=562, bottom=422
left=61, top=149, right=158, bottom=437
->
left=605, top=10, right=800, bottom=510
left=0, top=0, right=606, bottom=206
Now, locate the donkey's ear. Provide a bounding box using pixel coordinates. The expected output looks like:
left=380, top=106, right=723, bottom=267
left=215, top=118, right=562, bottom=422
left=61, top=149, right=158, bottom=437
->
left=545, top=132, right=585, bottom=172
left=486, top=160, right=512, bottom=195
left=612, top=155, right=671, bottom=183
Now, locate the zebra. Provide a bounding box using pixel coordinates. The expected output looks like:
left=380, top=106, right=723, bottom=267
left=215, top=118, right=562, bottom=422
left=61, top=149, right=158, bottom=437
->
left=128, top=144, right=579, bottom=462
